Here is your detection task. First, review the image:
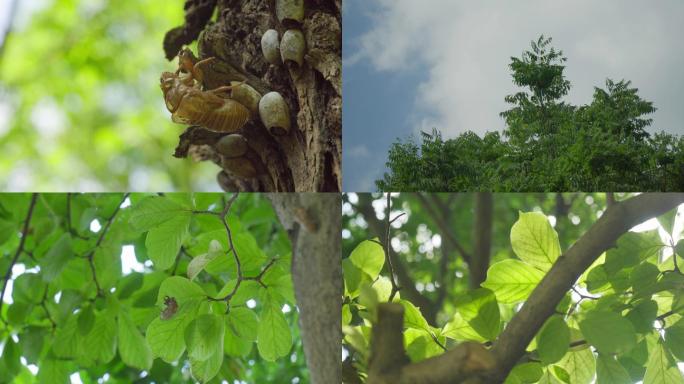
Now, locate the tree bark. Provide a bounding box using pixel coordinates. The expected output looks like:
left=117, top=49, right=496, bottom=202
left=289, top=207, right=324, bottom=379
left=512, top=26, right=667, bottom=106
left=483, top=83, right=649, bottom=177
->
left=268, top=193, right=342, bottom=384
left=167, top=0, right=341, bottom=192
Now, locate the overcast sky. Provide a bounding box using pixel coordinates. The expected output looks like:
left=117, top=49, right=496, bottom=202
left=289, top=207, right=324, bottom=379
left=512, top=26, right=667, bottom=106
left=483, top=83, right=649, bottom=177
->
left=343, top=0, right=684, bottom=191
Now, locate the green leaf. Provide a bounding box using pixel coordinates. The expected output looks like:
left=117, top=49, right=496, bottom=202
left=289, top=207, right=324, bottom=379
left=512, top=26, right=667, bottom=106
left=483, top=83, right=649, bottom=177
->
left=510, top=211, right=561, bottom=271
left=156, top=276, right=206, bottom=307
left=626, top=300, right=658, bottom=334
left=400, top=300, right=429, bottom=331
left=82, top=312, right=118, bottom=365
left=118, top=310, right=153, bottom=371
left=455, top=288, right=500, bottom=341
left=0, top=218, right=15, bottom=245
left=224, top=321, right=253, bottom=357
left=1, top=338, right=21, bottom=376
left=665, top=319, right=684, bottom=361
left=257, top=305, right=292, bottom=361
left=644, top=339, right=684, bottom=384
left=12, top=273, right=45, bottom=304
left=187, top=240, right=221, bottom=280
left=146, top=310, right=193, bottom=363
left=77, top=305, right=95, bottom=336
left=226, top=307, right=258, bottom=341
left=554, top=348, right=595, bottom=384
left=185, top=314, right=225, bottom=361
left=536, top=316, right=570, bottom=365
left=442, top=312, right=487, bottom=343
left=605, top=231, right=663, bottom=275
left=36, top=358, right=72, bottom=384
left=129, top=196, right=191, bottom=231
left=146, top=214, right=190, bottom=270
left=190, top=348, right=223, bottom=383
left=53, top=315, right=82, bottom=359
left=505, top=362, right=543, bottom=384
left=596, top=354, right=631, bottom=384
left=579, top=310, right=636, bottom=354
left=482, top=259, right=545, bottom=304
left=40, top=233, right=72, bottom=282
left=343, top=258, right=363, bottom=297
left=349, top=239, right=385, bottom=280
left=632, top=262, right=661, bottom=297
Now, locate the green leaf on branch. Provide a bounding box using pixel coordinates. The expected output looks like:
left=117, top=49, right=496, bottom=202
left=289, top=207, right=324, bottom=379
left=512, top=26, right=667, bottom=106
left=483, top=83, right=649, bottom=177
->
left=553, top=348, right=595, bottom=384
left=536, top=315, right=570, bottom=365
left=226, top=307, right=258, bottom=341
left=146, top=215, right=190, bottom=270
left=510, top=212, right=561, bottom=271
left=579, top=310, right=636, bottom=354
left=605, top=231, right=663, bottom=275
left=187, top=240, right=222, bottom=280
left=185, top=314, right=225, bottom=361
left=118, top=311, right=153, bottom=370
left=129, top=196, right=191, bottom=231
left=505, top=362, right=543, bottom=384
left=349, top=239, right=385, bottom=280
left=644, top=339, right=684, bottom=384
left=190, top=347, right=224, bottom=383
left=156, top=276, right=206, bottom=306
left=257, top=305, right=292, bottom=361
left=12, top=273, right=45, bottom=304
left=82, top=312, right=118, bottom=365
left=596, top=354, right=631, bottom=384
left=40, top=233, right=72, bottom=282
left=482, top=259, right=545, bottom=304
left=454, top=288, right=500, bottom=341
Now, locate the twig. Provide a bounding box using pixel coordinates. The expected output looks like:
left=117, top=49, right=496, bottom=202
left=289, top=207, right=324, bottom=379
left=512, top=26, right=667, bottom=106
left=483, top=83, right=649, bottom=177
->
left=244, top=258, right=279, bottom=288
left=0, top=193, right=38, bottom=323
left=84, top=193, right=130, bottom=297
left=40, top=286, right=56, bottom=330
left=385, top=193, right=401, bottom=302
left=197, top=194, right=247, bottom=304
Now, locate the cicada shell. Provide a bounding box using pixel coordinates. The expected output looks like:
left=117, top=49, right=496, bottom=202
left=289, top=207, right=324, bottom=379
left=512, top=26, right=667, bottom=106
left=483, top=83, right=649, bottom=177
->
left=160, top=51, right=251, bottom=133
left=160, top=296, right=179, bottom=320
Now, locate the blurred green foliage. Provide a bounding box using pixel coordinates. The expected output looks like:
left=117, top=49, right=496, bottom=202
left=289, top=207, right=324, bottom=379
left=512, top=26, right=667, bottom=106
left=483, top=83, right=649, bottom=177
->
left=0, top=0, right=219, bottom=191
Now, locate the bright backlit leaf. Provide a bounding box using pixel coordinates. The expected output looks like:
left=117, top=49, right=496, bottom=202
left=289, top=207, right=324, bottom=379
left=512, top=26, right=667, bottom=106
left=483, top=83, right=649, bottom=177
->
left=511, top=212, right=561, bottom=271
left=482, top=259, right=545, bottom=304
left=349, top=239, right=385, bottom=280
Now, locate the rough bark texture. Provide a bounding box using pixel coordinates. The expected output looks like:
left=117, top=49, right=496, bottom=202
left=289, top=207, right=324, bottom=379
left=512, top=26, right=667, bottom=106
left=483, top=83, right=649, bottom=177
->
left=167, top=0, right=341, bottom=192
left=367, top=304, right=495, bottom=384
left=268, top=193, right=342, bottom=384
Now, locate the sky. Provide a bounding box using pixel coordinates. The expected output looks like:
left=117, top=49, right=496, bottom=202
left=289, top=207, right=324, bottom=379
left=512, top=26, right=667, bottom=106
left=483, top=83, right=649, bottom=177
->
left=343, top=0, right=684, bottom=192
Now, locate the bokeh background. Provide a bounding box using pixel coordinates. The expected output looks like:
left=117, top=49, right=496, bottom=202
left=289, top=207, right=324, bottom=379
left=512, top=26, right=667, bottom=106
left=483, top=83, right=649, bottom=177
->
left=0, top=0, right=221, bottom=191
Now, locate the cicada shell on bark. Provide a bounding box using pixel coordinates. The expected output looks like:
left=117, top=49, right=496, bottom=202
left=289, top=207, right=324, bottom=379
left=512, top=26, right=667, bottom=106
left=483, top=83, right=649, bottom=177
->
left=160, top=54, right=251, bottom=133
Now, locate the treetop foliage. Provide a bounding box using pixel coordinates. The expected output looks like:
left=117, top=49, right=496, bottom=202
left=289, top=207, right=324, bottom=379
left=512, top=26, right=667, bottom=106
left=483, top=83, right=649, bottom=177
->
left=0, top=193, right=306, bottom=383
left=378, top=36, right=683, bottom=192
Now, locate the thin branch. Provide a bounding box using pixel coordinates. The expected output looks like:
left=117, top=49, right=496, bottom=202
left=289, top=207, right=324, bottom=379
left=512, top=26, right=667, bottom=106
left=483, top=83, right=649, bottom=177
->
left=40, top=286, right=56, bottom=330
left=414, top=194, right=471, bottom=264
left=84, top=193, right=130, bottom=297
left=0, top=193, right=38, bottom=323
left=199, top=193, right=246, bottom=304
left=385, top=193, right=401, bottom=302
left=490, top=193, right=684, bottom=381
left=244, top=258, right=278, bottom=288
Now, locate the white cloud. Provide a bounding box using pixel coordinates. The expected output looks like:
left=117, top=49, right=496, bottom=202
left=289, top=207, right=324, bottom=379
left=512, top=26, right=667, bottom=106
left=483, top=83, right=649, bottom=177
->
left=352, top=0, right=684, bottom=137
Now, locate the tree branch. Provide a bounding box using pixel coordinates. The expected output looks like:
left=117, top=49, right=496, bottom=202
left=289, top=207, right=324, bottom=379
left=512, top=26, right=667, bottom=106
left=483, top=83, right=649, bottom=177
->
left=415, top=194, right=471, bottom=264
left=384, top=193, right=401, bottom=301
left=470, top=193, right=493, bottom=289
left=0, top=193, right=38, bottom=323
left=85, top=193, right=130, bottom=297
left=490, top=193, right=684, bottom=380
left=354, top=194, right=438, bottom=325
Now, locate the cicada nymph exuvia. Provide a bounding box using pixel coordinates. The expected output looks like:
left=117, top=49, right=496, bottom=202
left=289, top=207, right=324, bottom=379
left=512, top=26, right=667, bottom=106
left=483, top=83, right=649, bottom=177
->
left=160, top=48, right=251, bottom=133
left=160, top=296, right=179, bottom=320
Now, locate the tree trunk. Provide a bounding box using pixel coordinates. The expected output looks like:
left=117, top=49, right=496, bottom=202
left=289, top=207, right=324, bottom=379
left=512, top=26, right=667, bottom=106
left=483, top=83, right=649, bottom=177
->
left=268, top=193, right=342, bottom=384
left=167, top=0, right=341, bottom=192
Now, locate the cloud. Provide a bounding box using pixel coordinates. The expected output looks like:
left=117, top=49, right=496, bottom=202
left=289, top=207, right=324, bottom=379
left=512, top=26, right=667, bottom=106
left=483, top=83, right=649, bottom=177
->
left=352, top=0, right=684, bottom=137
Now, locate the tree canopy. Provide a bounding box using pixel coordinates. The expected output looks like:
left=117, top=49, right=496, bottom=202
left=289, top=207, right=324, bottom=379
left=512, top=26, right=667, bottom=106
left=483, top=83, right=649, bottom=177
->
left=343, top=193, right=684, bottom=383
left=377, top=36, right=684, bottom=192
left=0, top=193, right=307, bottom=383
